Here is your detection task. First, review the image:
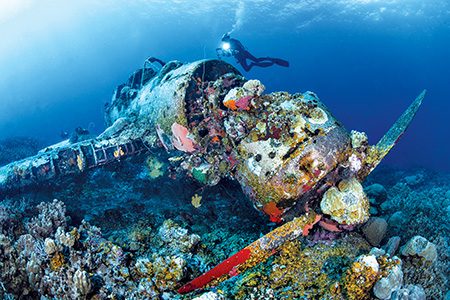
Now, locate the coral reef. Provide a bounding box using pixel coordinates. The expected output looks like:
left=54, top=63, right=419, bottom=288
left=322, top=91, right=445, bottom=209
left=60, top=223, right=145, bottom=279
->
left=391, top=284, right=426, bottom=300
left=0, top=162, right=448, bottom=299
left=158, top=219, right=200, bottom=253
left=208, top=235, right=371, bottom=299
left=350, top=130, right=368, bottom=149
left=342, top=254, right=381, bottom=300
left=0, top=184, right=267, bottom=299
left=0, top=60, right=431, bottom=299
left=0, top=200, right=205, bottom=299
left=192, top=291, right=225, bottom=300
left=365, top=167, right=450, bottom=299
left=401, top=237, right=448, bottom=299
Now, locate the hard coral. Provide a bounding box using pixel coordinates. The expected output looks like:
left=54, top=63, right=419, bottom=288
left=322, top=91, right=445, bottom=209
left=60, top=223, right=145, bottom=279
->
left=158, top=219, right=200, bottom=253
left=73, top=269, right=91, bottom=296
left=400, top=235, right=437, bottom=263
left=343, top=252, right=403, bottom=300
left=320, top=178, right=370, bottom=225
left=223, top=79, right=264, bottom=111
left=26, top=199, right=67, bottom=238
left=44, top=238, right=58, bottom=255
left=373, top=260, right=403, bottom=299
left=152, top=255, right=186, bottom=291
left=401, top=236, right=448, bottom=299
left=342, top=255, right=380, bottom=300
left=350, top=130, right=368, bottom=149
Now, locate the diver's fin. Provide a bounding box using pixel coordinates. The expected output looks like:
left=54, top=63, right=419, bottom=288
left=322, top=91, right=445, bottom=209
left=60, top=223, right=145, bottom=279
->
left=273, top=58, right=289, bottom=67
left=360, top=90, right=426, bottom=178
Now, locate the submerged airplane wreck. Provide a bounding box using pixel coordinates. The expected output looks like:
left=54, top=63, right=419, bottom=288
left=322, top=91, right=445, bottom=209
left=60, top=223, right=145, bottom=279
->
left=0, top=59, right=425, bottom=294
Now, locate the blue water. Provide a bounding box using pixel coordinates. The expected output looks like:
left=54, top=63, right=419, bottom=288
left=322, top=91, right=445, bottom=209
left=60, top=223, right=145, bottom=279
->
left=0, top=0, right=449, bottom=170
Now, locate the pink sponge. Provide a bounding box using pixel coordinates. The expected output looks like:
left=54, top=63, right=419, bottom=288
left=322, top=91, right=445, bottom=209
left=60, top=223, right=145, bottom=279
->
left=171, top=123, right=196, bottom=153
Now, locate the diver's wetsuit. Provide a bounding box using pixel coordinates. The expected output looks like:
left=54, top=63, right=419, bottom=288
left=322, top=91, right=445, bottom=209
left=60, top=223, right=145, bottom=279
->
left=218, top=35, right=289, bottom=72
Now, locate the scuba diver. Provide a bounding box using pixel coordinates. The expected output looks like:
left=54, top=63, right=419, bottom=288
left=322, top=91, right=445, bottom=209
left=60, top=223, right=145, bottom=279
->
left=216, top=33, right=289, bottom=72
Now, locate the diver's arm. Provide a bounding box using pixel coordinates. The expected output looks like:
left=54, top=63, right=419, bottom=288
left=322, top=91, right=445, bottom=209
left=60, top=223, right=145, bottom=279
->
left=216, top=48, right=232, bottom=58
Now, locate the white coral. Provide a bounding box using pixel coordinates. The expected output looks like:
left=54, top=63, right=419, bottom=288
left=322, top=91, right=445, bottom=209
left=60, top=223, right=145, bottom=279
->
left=320, top=177, right=370, bottom=225
left=55, top=227, right=76, bottom=248
left=158, top=220, right=200, bottom=252
left=400, top=235, right=437, bottom=262
left=135, top=257, right=152, bottom=276
left=44, top=238, right=58, bottom=255
left=73, top=269, right=91, bottom=296
left=358, top=254, right=380, bottom=273
left=373, top=259, right=403, bottom=299
left=193, top=291, right=224, bottom=300
left=243, top=79, right=265, bottom=96
left=351, top=130, right=368, bottom=149
left=26, top=200, right=67, bottom=238
left=223, top=79, right=265, bottom=108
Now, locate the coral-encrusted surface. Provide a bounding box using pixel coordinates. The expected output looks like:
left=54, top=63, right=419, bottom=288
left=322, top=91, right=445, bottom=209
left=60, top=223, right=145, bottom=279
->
left=0, top=165, right=449, bottom=299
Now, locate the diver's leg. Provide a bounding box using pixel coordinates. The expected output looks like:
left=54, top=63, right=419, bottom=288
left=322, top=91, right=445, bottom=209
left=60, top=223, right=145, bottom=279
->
left=238, top=56, right=252, bottom=72
left=244, top=52, right=275, bottom=64
left=242, top=51, right=273, bottom=70
left=244, top=51, right=260, bottom=63
left=270, top=57, right=289, bottom=67
left=252, top=61, right=275, bottom=68
left=258, top=57, right=290, bottom=67
left=243, top=50, right=289, bottom=67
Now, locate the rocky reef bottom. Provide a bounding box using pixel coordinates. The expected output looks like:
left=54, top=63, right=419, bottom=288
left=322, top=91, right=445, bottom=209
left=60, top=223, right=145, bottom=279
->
left=0, top=163, right=449, bottom=299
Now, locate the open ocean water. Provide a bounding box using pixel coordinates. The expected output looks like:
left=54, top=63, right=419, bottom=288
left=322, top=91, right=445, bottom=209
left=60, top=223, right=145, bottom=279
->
left=0, top=1, right=449, bottom=299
